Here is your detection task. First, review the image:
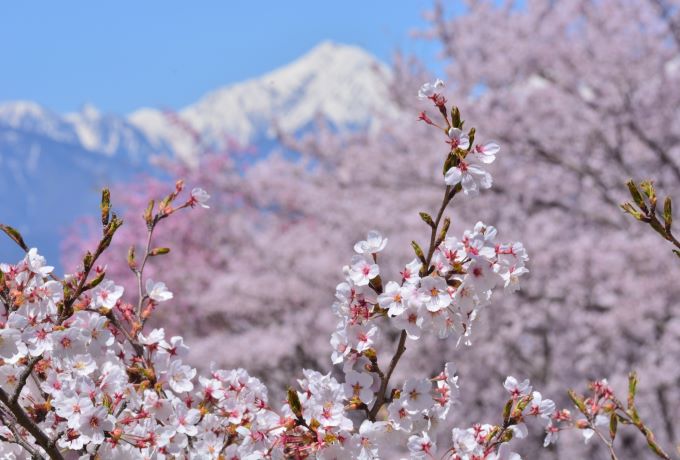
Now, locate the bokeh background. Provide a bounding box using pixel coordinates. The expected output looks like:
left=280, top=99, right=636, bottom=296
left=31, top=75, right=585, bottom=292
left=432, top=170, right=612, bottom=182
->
left=2, top=1, right=680, bottom=458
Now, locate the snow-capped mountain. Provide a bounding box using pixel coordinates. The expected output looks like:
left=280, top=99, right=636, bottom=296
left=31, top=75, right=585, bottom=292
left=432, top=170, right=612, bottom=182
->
left=129, top=41, right=389, bottom=161
left=0, top=101, right=165, bottom=160
left=0, top=41, right=387, bottom=267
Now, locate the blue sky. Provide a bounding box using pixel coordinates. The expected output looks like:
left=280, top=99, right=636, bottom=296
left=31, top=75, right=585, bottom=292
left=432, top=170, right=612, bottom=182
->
left=0, top=1, right=445, bottom=115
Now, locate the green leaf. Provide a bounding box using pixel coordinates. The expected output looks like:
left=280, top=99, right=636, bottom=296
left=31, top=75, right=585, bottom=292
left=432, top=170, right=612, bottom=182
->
left=419, top=212, right=434, bottom=228
left=0, top=224, right=29, bottom=252
left=411, top=241, right=426, bottom=264
left=626, top=180, right=648, bottom=214
left=620, top=203, right=644, bottom=221
left=663, top=196, right=672, bottom=232
left=568, top=389, right=587, bottom=414
left=84, top=271, right=106, bottom=291
left=502, top=398, right=513, bottom=424
left=627, top=371, right=638, bottom=409
left=287, top=388, right=303, bottom=418
left=640, top=180, right=657, bottom=209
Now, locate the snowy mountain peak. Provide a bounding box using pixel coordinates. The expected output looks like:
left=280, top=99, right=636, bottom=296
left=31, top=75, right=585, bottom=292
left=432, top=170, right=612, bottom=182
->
left=78, top=103, right=102, bottom=120
left=0, top=42, right=387, bottom=163
left=129, top=41, right=389, bottom=160
left=0, top=101, right=78, bottom=144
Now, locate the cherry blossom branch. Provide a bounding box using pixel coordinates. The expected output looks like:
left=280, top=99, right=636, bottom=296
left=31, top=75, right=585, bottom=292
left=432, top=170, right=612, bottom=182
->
left=0, top=387, right=64, bottom=460
left=566, top=373, right=674, bottom=460
left=134, top=220, right=156, bottom=319
left=621, top=180, right=680, bottom=257
left=368, top=330, right=407, bottom=420
left=589, top=419, right=620, bottom=460
left=0, top=408, right=42, bottom=459
left=369, top=183, right=458, bottom=420
left=11, top=356, right=40, bottom=405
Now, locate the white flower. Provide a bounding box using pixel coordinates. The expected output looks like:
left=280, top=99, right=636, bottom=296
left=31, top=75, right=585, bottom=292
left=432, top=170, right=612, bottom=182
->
left=582, top=414, right=609, bottom=444
left=445, top=158, right=493, bottom=195
left=492, top=443, right=522, bottom=460
left=510, top=422, right=528, bottom=439
left=78, top=406, right=114, bottom=445
left=504, top=376, right=532, bottom=399
left=93, top=280, right=124, bottom=310
left=344, top=370, right=374, bottom=404
left=472, top=141, right=500, bottom=164
left=400, top=258, right=422, bottom=285
left=190, top=187, right=210, bottom=208
left=68, top=353, right=97, bottom=376
left=347, top=324, right=379, bottom=353
left=347, top=255, right=379, bottom=286
left=171, top=402, right=201, bottom=436
left=419, top=276, right=451, bottom=312
left=451, top=427, right=479, bottom=453
left=353, top=230, right=388, bottom=254
left=466, top=258, right=500, bottom=292
left=22, top=325, right=53, bottom=356
left=448, top=127, right=471, bottom=150
left=25, top=248, right=53, bottom=276
left=330, top=328, right=350, bottom=364
left=0, top=327, right=26, bottom=363
left=392, top=305, right=423, bottom=340
left=387, top=399, right=413, bottom=431
left=407, top=432, right=436, bottom=459
left=146, top=279, right=174, bottom=302
left=53, top=393, right=94, bottom=425
left=529, top=391, right=556, bottom=419
left=402, top=377, right=434, bottom=413
left=544, top=423, right=560, bottom=447
left=139, top=328, right=165, bottom=345
left=418, top=79, right=444, bottom=99
left=377, top=281, right=408, bottom=316
left=166, top=359, right=196, bottom=393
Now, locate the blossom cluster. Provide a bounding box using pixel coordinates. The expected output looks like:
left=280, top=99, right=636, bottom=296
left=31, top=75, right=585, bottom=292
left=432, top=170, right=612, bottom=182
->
left=0, top=247, right=272, bottom=458
left=332, top=221, right=528, bottom=372
left=0, top=82, right=564, bottom=459
left=0, top=245, right=547, bottom=459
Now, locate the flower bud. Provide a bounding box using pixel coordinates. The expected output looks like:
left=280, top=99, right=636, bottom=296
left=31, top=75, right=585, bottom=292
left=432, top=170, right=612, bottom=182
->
left=287, top=388, right=303, bottom=419
left=127, top=246, right=137, bottom=271
left=149, top=247, right=171, bottom=257
left=575, top=419, right=590, bottom=429
left=663, top=196, right=672, bottom=232
left=101, top=188, right=111, bottom=227
left=144, top=200, right=155, bottom=228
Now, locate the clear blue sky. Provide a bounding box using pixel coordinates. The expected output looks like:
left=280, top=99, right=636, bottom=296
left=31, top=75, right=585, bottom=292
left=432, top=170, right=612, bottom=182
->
left=0, top=1, right=446, bottom=115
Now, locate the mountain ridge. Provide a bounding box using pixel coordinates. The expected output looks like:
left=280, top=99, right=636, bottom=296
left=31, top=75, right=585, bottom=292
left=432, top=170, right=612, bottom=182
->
left=0, top=41, right=388, bottom=268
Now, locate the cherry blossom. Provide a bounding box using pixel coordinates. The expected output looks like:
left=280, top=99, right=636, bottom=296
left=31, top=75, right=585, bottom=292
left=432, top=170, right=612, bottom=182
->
left=353, top=230, right=388, bottom=255
left=189, top=187, right=211, bottom=208
left=145, top=279, right=174, bottom=302
left=418, top=78, right=444, bottom=99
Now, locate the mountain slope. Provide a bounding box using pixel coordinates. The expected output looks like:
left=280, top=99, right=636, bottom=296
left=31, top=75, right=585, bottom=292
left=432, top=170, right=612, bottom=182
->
left=0, top=41, right=388, bottom=268
left=129, top=41, right=389, bottom=160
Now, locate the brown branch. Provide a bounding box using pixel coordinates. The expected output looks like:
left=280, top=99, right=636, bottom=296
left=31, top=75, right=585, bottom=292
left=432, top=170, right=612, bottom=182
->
left=367, top=185, right=458, bottom=420
left=0, top=388, right=64, bottom=460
